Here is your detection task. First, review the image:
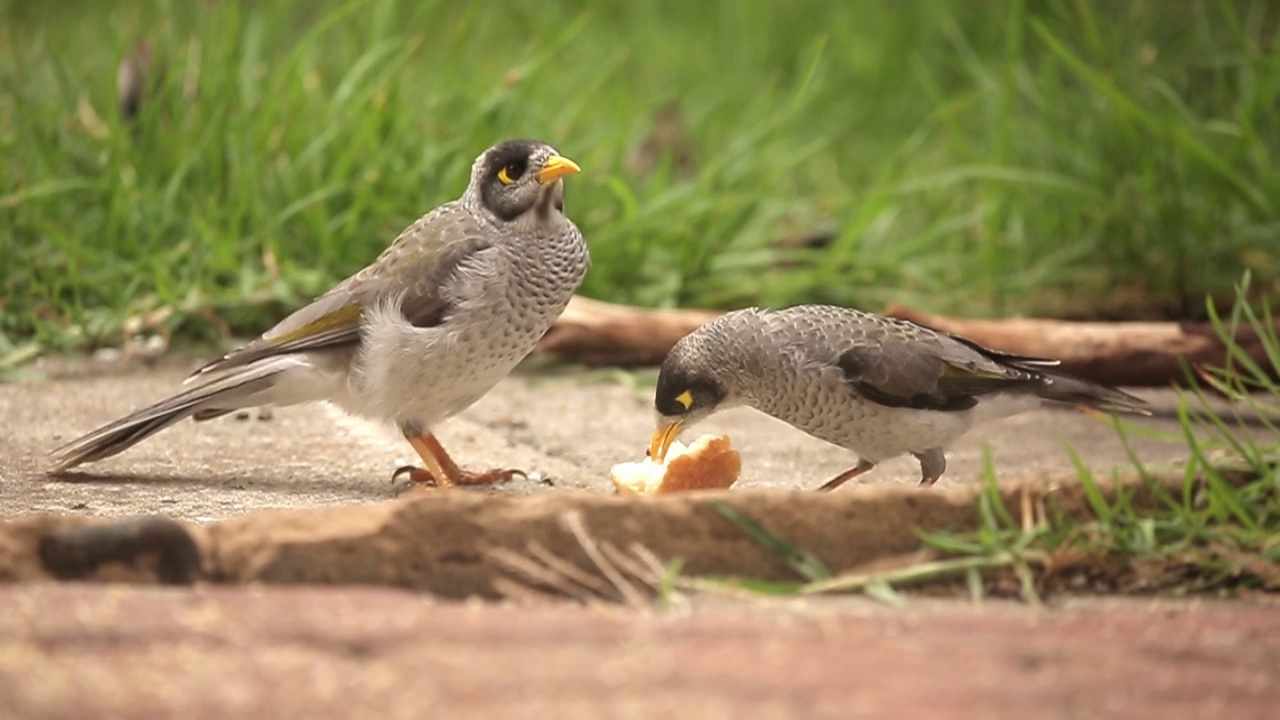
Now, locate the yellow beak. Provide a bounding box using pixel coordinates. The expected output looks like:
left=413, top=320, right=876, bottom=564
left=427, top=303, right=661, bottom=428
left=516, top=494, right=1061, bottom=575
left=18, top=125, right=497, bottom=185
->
left=536, top=155, right=581, bottom=184
left=647, top=420, right=684, bottom=462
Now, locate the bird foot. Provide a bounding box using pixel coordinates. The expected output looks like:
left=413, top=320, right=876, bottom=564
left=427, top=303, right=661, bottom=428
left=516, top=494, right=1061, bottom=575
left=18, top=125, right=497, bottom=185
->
left=391, top=465, right=440, bottom=496
left=455, top=467, right=528, bottom=486
left=390, top=465, right=526, bottom=495
left=816, top=459, right=876, bottom=492
left=816, top=476, right=847, bottom=492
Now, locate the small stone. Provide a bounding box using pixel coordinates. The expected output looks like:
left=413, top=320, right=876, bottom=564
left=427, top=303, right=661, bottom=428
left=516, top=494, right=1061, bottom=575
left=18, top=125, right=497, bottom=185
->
left=525, top=472, right=553, bottom=486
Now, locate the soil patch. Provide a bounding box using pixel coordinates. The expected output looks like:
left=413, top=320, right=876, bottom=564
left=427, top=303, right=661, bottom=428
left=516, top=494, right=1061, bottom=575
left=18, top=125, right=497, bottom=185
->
left=0, top=474, right=1219, bottom=599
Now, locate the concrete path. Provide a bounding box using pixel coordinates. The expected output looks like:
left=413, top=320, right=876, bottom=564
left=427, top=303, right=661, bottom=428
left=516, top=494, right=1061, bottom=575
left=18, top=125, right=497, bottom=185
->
left=1, top=584, right=1275, bottom=719
left=1, top=355, right=1194, bottom=521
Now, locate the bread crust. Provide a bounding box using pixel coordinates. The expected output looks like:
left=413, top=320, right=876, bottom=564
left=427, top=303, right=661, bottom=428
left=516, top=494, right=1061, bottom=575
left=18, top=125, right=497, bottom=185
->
left=610, top=435, right=741, bottom=495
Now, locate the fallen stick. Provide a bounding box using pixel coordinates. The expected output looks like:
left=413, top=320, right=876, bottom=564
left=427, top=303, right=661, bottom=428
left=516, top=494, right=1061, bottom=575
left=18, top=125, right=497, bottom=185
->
left=538, top=296, right=1279, bottom=387
left=882, top=304, right=1277, bottom=388
left=539, top=295, right=720, bottom=367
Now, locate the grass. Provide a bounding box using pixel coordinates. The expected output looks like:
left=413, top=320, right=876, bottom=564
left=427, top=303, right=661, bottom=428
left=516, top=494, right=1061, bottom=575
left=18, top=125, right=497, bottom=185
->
left=3, top=0, right=1278, bottom=356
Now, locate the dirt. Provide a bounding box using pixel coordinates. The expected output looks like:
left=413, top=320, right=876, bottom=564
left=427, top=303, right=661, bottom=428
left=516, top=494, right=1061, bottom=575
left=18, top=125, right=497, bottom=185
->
left=0, top=474, right=1187, bottom=597
left=0, top=355, right=1273, bottom=718
left=0, top=584, right=1275, bottom=719
left=1, top=354, right=1202, bottom=521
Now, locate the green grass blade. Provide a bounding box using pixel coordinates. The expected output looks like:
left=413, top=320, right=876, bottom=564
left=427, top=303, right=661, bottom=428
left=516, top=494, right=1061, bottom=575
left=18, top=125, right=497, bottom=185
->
left=712, top=502, right=830, bottom=582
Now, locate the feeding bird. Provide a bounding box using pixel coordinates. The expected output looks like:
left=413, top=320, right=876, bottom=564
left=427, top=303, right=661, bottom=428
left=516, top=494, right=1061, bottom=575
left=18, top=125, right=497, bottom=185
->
left=50, top=139, right=589, bottom=489
left=648, top=304, right=1151, bottom=489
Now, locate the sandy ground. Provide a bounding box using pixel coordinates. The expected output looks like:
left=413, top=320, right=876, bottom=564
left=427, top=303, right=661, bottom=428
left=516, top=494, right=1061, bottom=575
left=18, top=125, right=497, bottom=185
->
left=2, top=355, right=1273, bottom=719
left=1, top=354, right=1195, bottom=521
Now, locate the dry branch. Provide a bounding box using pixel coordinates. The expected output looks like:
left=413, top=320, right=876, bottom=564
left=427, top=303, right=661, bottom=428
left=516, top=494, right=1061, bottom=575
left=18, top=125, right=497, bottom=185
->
left=539, top=295, right=720, bottom=366
left=882, top=304, right=1278, bottom=388
left=538, top=295, right=1279, bottom=387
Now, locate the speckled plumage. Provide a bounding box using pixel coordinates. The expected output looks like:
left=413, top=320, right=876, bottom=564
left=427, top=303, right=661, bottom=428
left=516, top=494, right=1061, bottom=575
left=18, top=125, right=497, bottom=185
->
left=51, top=139, right=589, bottom=486
left=652, top=305, right=1151, bottom=488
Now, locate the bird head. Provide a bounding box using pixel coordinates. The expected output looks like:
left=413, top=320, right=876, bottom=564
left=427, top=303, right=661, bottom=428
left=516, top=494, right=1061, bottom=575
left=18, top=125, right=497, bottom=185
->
left=648, top=331, right=734, bottom=462
left=464, top=139, right=580, bottom=229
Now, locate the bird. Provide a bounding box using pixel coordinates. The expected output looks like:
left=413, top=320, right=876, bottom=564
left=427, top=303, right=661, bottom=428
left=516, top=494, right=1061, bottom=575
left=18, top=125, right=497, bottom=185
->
left=49, top=138, right=589, bottom=489
left=648, top=304, right=1151, bottom=490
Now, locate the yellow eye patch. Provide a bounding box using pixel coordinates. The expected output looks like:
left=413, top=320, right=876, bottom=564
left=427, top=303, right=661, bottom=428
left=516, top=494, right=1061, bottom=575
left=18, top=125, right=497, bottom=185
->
left=497, top=167, right=516, bottom=185
left=675, top=390, right=694, bottom=410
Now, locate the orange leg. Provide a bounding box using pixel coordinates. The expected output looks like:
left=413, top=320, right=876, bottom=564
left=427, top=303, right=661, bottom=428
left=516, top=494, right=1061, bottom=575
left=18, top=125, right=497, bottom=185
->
left=816, top=459, right=876, bottom=492
left=392, top=432, right=527, bottom=491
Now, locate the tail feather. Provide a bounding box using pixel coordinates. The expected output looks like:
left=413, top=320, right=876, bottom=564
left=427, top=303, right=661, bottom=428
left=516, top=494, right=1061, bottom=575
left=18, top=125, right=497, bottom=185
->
left=1033, top=369, right=1152, bottom=416
left=48, top=363, right=288, bottom=472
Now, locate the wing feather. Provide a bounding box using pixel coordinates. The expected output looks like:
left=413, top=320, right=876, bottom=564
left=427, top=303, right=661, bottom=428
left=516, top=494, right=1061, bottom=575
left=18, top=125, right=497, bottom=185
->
left=836, top=316, right=1044, bottom=412
left=190, top=205, right=492, bottom=378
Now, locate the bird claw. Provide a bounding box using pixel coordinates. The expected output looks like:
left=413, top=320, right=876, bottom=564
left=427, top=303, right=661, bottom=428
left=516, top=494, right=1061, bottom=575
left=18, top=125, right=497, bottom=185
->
left=391, top=465, right=439, bottom=496
left=816, top=477, right=844, bottom=492
left=389, top=465, right=526, bottom=496
left=456, top=468, right=527, bottom=486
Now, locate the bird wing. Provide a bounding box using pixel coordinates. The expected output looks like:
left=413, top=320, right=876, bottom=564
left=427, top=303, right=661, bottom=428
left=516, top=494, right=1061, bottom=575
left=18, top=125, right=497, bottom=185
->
left=190, top=205, right=493, bottom=378
left=835, top=314, right=1046, bottom=412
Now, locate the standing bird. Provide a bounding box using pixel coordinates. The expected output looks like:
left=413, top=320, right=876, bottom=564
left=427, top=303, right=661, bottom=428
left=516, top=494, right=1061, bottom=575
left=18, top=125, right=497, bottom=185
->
left=648, top=305, right=1151, bottom=489
left=50, top=139, right=589, bottom=489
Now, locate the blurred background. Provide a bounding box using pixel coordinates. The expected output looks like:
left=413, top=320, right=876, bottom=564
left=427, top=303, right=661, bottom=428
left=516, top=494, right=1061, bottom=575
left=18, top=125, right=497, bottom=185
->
left=2, top=0, right=1277, bottom=357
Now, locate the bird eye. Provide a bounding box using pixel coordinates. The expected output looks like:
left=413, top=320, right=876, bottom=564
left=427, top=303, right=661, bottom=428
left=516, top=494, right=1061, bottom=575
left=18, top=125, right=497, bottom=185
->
left=675, top=389, right=694, bottom=410
left=496, top=159, right=527, bottom=186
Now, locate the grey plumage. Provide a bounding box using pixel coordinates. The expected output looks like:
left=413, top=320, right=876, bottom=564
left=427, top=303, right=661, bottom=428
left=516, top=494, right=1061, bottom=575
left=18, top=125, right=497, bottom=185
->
left=650, top=304, right=1151, bottom=489
left=51, top=139, right=589, bottom=487
left=51, top=356, right=302, bottom=469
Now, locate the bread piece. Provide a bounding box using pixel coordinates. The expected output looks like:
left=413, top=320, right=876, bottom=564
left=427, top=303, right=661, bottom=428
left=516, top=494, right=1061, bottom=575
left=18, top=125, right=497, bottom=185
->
left=610, top=434, right=741, bottom=496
